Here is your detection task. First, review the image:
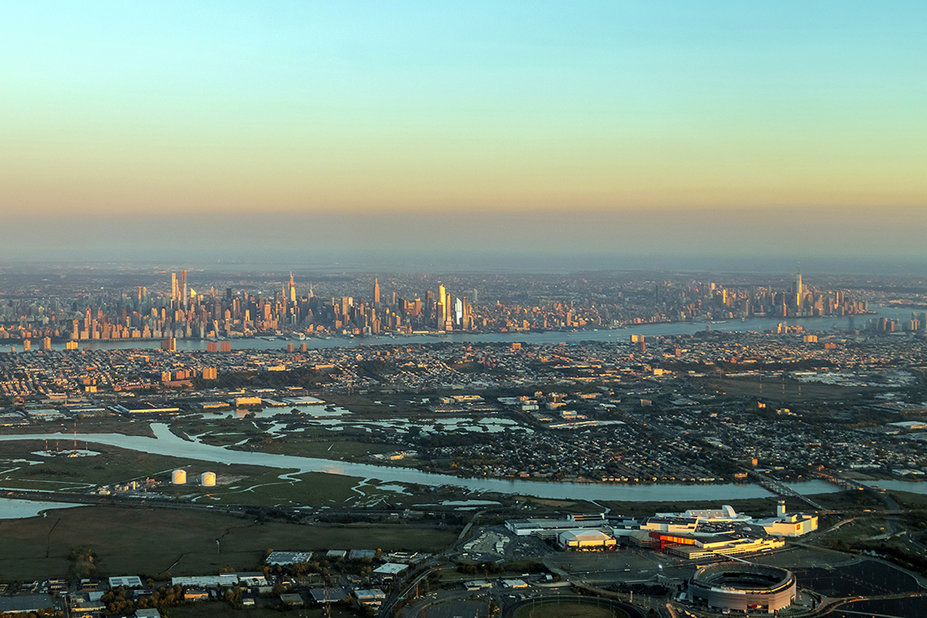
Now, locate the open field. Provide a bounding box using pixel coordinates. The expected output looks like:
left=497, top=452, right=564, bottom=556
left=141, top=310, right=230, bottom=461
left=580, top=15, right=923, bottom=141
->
left=813, top=517, right=889, bottom=544
left=0, top=438, right=414, bottom=508
left=170, top=415, right=268, bottom=446
left=167, top=603, right=359, bottom=618
left=236, top=433, right=397, bottom=460
left=831, top=596, right=927, bottom=618
left=180, top=467, right=492, bottom=510
left=0, top=441, right=275, bottom=493
left=791, top=558, right=923, bottom=597
left=746, top=546, right=854, bottom=571
left=701, top=377, right=866, bottom=402
left=0, top=505, right=458, bottom=580
left=193, top=469, right=398, bottom=508
left=888, top=489, right=927, bottom=509
left=0, top=416, right=153, bottom=436
left=512, top=598, right=631, bottom=618
left=812, top=489, right=885, bottom=510
left=0, top=437, right=505, bottom=510
left=171, top=414, right=405, bottom=461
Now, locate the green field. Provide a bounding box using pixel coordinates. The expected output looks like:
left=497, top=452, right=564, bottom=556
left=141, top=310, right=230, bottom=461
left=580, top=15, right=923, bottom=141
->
left=234, top=433, right=397, bottom=460
left=194, top=469, right=403, bottom=508
left=0, top=505, right=457, bottom=580
left=0, top=436, right=496, bottom=513
left=0, top=439, right=414, bottom=508
left=170, top=415, right=271, bottom=446
left=815, top=517, right=890, bottom=544
left=0, top=441, right=274, bottom=493
left=887, top=490, right=927, bottom=509
left=170, top=414, right=402, bottom=462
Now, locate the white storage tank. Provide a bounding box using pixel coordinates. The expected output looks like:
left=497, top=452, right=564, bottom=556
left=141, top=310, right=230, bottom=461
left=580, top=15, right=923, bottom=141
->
left=200, top=471, right=217, bottom=487
left=171, top=469, right=187, bottom=485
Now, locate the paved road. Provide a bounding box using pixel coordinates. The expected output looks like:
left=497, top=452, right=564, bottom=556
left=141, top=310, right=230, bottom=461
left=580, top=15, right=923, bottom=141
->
left=382, top=511, right=488, bottom=617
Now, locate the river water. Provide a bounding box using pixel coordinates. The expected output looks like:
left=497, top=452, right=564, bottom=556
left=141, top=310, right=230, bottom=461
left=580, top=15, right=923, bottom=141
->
left=0, top=424, right=840, bottom=503
left=0, top=497, right=84, bottom=519
left=853, top=479, right=927, bottom=494
left=44, top=306, right=912, bottom=353
left=7, top=306, right=897, bottom=512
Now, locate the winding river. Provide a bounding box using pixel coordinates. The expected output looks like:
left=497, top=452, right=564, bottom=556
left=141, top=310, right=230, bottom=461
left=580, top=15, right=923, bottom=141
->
left=0, top=424, right=840, bottom=502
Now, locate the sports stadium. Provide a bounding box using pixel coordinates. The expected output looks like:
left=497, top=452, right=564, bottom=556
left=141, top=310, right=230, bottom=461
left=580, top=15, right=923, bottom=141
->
left=689, top=563, right=796, bottom=613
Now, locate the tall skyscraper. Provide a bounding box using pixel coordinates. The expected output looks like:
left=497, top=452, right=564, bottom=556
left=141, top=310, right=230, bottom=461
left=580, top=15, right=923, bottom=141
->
left=171, top=272, right=179, bottom=302
left=180, top=270, right=188, bottom=307
left=373, top=277, right=380, bottom=304
left=461, top=297, right=472, bottom=330
left=288, top=273, right=296, bottom=304
left=443, top=286, right=454, bottom=331
left=794, top=272, right=803, bottom=310
left=341, top=296, right=353, bottom=318
left=436, top=284, right=447, bottom=329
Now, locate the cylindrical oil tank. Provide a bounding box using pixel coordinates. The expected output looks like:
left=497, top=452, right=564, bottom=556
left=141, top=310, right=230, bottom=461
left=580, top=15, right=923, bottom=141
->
left=200, top=471, right=217, bottom=487
left=171, top=468, right=187, bottom=485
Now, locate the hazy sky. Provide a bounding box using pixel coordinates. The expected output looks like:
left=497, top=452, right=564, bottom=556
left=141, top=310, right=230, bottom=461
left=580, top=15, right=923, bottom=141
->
left=2, top=2, right=925, bottom=265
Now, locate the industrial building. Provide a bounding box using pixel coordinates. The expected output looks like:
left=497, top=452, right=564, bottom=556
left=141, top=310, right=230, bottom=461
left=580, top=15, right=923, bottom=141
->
left=653, top=532, right=786, bottom=561
left=641, top=516, right=699, bottom=535
left=111, top=402, right=181, bottom=416
left=309, top=588, right=347, bottom=604
left=761, top=513, right=818, bottom=537
left=506, top=498, right=810, bottom=562
left=650, top=500, right=818, bottom=538
left=505, top=514, right=633, bottom=538
left=658, top=504, right=753, bottom=524
left=372, top=562, right=409, bottom=583
left=0, top=595, right=55, bottom=615
left=266, top=551, right=313, bottom=566
left=108, top=576, right=144, bottom=589
left=354, top=588, right=386, bottom=609
left=758, top=501, right=818, bottom=537
left=170, top=573, right=267, bottom=588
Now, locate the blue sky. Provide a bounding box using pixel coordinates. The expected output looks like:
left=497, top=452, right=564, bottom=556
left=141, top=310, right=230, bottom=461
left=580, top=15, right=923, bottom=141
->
left=1, top=2, right=925, bottom=264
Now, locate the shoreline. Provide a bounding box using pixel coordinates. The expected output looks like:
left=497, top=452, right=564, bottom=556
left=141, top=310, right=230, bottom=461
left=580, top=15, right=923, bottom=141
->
left=7, top=310, right=880, bottom=347
left=0, top=425, right=843, bottom=502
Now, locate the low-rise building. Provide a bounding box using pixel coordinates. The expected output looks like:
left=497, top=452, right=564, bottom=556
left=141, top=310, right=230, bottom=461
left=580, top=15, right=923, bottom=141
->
left=372, top=562, right=408, bottom=583
left=557, top=529, right=617, bottom=551
left=354, top=588, right=386, bottom=609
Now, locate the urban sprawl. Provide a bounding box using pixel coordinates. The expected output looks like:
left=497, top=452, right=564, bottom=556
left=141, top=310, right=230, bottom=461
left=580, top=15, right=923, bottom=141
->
left=0, top=268, right=926, bottom=617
